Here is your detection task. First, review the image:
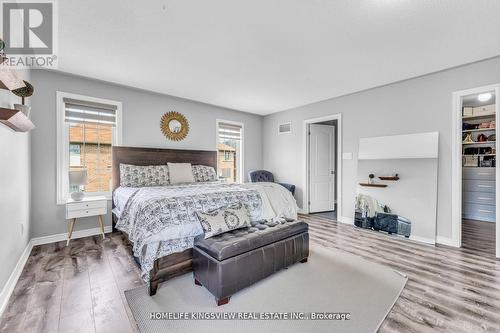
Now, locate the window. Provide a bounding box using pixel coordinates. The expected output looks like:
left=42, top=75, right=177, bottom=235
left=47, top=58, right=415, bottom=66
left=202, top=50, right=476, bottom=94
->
left=57, top=92, right=122, bottom=204
left=217, top=120, right=243, bottom=183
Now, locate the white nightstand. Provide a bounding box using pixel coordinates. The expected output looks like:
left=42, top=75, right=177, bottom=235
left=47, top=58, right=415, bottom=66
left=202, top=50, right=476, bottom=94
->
left=66, top=196, right=107, bottom=245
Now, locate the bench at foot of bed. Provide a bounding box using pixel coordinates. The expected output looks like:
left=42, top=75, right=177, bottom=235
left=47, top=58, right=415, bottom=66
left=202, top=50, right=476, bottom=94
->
left=192, top=219, right=309, bottom=306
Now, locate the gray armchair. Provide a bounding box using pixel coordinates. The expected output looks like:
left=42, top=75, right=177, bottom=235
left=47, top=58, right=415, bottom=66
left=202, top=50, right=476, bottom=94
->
left=248, top=170, right=295, bottom=195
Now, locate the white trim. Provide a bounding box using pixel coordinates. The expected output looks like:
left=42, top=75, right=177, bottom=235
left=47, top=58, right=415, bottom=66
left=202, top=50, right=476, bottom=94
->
left=409, top=235, right=436, bottom=245
left=451, top=83, right=500, bottom=257
left=56, top=92, right=123, bottom=205
left=215, top=119, right=244, bottom=183
left=436, top=236, right=460, bottom=247
left=0, top=240, right=33, bottom=317
left=303, top=113, right=343, bottom=221
left=31, top=226, right=113, bottom=246
left=338, top=216, right=353, bottom=225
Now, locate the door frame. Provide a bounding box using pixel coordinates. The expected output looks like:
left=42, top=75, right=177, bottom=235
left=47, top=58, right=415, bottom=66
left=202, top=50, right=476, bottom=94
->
left=451, top=83, right=500, bottom=258
left=303, top=113, right=343, bottom=221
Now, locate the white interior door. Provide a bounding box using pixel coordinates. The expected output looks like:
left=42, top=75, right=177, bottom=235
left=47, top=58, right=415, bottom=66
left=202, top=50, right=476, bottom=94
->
left=309, top=124, right=335, bottom=213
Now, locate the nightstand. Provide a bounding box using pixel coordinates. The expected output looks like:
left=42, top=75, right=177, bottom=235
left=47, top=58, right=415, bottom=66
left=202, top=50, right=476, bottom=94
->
left=66, top=196, right=107, bottom=245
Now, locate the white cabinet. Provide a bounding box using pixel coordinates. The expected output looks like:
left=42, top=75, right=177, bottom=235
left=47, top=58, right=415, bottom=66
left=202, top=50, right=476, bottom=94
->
left=66, top=196, right=107, bottom=245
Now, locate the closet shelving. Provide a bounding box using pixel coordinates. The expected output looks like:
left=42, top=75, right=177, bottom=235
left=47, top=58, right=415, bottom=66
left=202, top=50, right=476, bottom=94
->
left=461, top=99, right=496, bottom=223
left=462, top=128, right=495, bottom=133
left=463, top=141, right=496, bottom=145
left=462, top=108, right=496, bottom=167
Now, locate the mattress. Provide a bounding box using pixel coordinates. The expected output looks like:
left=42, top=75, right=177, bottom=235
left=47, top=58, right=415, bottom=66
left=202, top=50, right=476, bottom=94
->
left=112, top=182, right=298, bottom=281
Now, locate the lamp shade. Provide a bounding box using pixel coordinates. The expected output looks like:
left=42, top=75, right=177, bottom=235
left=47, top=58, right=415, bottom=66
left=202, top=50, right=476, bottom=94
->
left=69, top=169, right=88, bottom=186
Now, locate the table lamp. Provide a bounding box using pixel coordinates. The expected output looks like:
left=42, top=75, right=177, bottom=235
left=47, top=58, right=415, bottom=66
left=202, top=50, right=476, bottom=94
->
left=69, top=168, right=88, bottom=201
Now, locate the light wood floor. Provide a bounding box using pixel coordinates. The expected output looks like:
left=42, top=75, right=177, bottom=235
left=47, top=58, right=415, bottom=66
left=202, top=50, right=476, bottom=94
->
left=1, top=215, right=498, bottom=332
left=462, top=219, right=496, bottom=256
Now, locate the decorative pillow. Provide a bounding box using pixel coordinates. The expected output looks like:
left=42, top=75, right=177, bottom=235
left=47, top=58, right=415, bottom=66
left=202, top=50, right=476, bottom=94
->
left=196, top=202, right=251, bottom=239
left=119, top=164, right=169, bottom=187
left=168, top=162, right=195, bottom=184
left=192, top=165, right=217, bottom=182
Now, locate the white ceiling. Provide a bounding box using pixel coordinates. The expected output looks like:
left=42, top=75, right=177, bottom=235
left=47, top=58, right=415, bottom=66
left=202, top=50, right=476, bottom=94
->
left=58, top=0, right=500, bottom=115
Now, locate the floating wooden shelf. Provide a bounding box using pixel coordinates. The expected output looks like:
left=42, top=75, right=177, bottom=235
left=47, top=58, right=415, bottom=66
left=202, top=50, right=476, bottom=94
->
left=0, top=107, right=35, bottom=132
left=359, top=183, right=387, bottom=188
left=378, top=176, right=400, bottom=181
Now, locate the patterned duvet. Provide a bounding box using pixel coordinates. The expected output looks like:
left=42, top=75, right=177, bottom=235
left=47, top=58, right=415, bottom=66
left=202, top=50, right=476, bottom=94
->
left=115, top=182, right=264, bottom=281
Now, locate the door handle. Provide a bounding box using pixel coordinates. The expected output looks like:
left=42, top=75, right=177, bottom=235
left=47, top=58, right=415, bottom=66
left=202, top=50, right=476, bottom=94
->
left=330, top=171, right=335, bottom=175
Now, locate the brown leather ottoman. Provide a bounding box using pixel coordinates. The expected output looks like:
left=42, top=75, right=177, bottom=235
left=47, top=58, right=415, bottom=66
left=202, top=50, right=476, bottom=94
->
left=192, top=219, right=309, bottom=305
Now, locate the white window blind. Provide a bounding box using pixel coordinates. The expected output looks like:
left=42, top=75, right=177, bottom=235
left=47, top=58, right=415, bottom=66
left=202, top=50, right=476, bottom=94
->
left=218, top=122, right=242, bottom=140
left=64, top=98, right=118, bottom=126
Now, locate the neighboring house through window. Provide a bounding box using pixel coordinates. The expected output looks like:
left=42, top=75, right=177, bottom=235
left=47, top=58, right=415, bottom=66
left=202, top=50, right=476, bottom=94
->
left=57, top=92, right=122, bottom=204
left=217, top=120, right=243, bottom=183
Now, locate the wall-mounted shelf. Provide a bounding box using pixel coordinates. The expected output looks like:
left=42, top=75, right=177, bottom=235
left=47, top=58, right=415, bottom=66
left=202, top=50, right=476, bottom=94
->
left=378, top=176, right=400, bottom=181
left=359, top=183, right=387, bottom=188
left=463, top=113, right=496, bottom=120
left=462, top=141, right=496, bottom=145
left=0, top=107, right=35, bottom=132
left=462, top=128, right=495, bottom=133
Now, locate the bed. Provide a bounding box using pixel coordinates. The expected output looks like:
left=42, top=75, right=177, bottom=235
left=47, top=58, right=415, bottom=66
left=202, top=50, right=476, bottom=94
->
left=111, top=146, right=298, bottom=295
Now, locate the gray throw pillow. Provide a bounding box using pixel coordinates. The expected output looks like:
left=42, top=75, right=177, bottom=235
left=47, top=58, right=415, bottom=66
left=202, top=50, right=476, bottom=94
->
left=196, top=202, right=251, bottom=239
left=119, top=164, right=170, bottom=187
left=192, top=165, right=217, bottom=182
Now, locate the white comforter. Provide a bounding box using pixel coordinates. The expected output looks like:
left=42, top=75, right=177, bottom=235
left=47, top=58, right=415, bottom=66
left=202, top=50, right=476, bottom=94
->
left=242, top=182, right=298, bottom=220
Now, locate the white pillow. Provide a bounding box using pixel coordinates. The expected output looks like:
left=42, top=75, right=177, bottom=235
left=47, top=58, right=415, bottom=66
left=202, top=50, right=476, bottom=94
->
left=168, top=162, right=195, bottom=184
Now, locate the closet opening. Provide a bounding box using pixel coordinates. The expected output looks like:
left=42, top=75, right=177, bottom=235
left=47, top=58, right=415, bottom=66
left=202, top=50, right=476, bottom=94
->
left=453, top=84, right=500, bottom=258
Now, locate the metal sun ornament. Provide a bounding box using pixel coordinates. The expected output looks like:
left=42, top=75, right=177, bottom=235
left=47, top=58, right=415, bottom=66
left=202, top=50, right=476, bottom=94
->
left=160, top=111, right=189, bottom=141
left=12, top=80, right=34, bottom=105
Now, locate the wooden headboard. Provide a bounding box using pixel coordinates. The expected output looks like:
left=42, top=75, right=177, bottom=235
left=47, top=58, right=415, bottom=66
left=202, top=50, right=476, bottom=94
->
left=111, top=146, right=217, bottom=192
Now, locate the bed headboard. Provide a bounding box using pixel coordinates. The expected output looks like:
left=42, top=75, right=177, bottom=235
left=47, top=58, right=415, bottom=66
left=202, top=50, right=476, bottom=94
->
left=111, top=146, right=217, bottom=192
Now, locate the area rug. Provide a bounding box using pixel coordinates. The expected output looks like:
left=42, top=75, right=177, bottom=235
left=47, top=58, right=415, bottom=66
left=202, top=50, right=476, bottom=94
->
left=125, top=245, right=407, bottom=333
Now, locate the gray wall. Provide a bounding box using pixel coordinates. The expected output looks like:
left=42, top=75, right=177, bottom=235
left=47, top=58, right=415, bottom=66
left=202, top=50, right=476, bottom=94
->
left=263, top=56, right=500, bottom=240
left=0, top=70, right=31, bottom=291
left=30, top=70, right=263, bottom=237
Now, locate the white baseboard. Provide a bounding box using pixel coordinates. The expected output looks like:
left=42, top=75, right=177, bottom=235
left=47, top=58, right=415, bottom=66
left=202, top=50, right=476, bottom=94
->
left=409, top=235, right=435, bottom=245
left=31, top=226, right=112, bottom=246
left=338, top=216, right=354, bottom=225
left=0, top=240, right=33, bottom=317
left=436, top=236, right=460, bottom=248
left=1, top=226, right=112, bottom=317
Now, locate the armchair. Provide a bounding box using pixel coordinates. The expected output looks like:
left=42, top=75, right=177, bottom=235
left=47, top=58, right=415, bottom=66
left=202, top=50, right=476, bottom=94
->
left=248, top=170, right=295, bottom=195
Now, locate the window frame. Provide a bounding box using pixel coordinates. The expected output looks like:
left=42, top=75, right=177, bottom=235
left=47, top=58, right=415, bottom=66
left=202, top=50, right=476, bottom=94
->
left=216, top=119, right=244, bottom=183
left=56, top=91, right=123, bottom=205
